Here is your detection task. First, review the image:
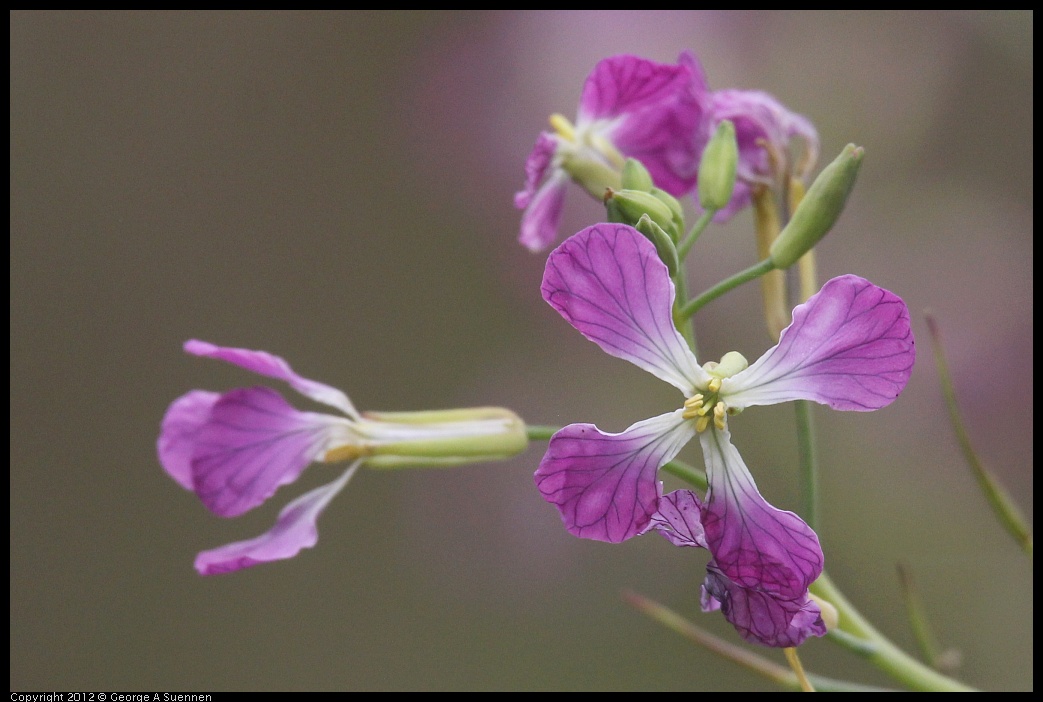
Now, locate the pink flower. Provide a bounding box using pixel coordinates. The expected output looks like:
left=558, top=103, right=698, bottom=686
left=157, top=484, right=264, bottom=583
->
left=159, top=341, right=526, bottom=575
left=534, top=223, right=914, bottom=645
left=515, top=52, right=709, bottom=251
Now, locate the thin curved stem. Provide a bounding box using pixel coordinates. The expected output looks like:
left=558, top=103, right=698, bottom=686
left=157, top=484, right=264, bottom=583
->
left=678, top=258, right=776, bottom=321
left=677, top=209, right=716, bottom=261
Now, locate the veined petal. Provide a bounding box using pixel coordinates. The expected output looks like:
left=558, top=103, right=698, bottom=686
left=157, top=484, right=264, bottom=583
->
left=194, top=463, right=359, bottom=576
left=535, top=410, right=694, bottom=543
left=518, top=170, right=569, bottom=253
left=184, top=339, right=359, bottom=419
left=158, top=390, right=220, bottom=490
left=515, top=131, right=558, bottom=210
left=609, top=95, right=704, bottom=196
left=702, top=562, right=826, bottom=648
left=542, top=224, right=707, bottom=394
left=722, top=275, right=915, bottom=411
left=650, top=489, right=708, bottom=548
left=577, top=54, right=696, bottom=125
left=191, top=387, right=352, bottom=517
left=699, top=426, right=823, bottom=599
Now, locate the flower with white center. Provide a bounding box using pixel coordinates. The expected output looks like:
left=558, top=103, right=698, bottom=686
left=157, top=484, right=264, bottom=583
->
left=159, top=341, right=527, bottom=575
left=534, top=223, right=914, bottom=645
left=515, top=52, right=708, bottom=252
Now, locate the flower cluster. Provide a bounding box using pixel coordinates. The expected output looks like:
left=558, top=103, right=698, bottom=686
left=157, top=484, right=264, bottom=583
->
left=516, top=51, right=818, bottom=251
left=157, top=48, right=916, bottom=656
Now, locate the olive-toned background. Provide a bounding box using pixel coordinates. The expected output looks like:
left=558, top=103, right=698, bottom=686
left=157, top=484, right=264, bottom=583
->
left=11, top=11, right=1032, bottom=691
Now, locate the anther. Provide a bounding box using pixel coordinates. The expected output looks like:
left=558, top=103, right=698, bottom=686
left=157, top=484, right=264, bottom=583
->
left=549, top=113, right=576, bottom=142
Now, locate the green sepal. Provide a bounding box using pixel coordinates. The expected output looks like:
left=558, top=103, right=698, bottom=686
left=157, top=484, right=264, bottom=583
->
left=635, top=214, right=679, bottom=277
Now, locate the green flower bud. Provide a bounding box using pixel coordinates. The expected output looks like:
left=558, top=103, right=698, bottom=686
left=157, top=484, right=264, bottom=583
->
left=634, top=214, right=679, bottom=277
left=698, top=120, right=738, bottom=212
left=606, top=188, right=682, bottom=241
left=649, top=187, right=686, bottom=243
left=621, top=158, right=655, bottom=192
left=770, top=144, right=864, bottom=269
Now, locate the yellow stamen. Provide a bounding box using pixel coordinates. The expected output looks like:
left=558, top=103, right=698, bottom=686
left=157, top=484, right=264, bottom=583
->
left=695, top=415, right=710, bottom=433
left=684, top=395, right=704, bottom=409
left=549, top=113, right=576, bottom=142
left=713, top=403, right=726, bottom=430
left=322, top=444, right=371, bottom=463
left=707, top=378, right=722, bottom=393
left=589, top=132, right=626, bottom=169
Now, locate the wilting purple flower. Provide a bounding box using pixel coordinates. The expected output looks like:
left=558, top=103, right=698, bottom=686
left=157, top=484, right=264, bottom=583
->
left=159, top=341, right=526, bottom=575
left=515, top=52, right=709, bottom=252
left=534, top=223, right=913, bottom=645
left=704, top=89, right=819, bottom=221
left=650, top=490, right=826, bottom=647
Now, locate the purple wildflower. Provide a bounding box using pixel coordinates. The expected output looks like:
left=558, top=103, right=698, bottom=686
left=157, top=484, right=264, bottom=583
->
left=705, top=89, right=819, bottom=221
left=533, top=223, right=914, bottom=645
left=651, top=490, right=827, bottom=647
left=515, top=52, right=709, bottom=252
left=159, top=341, right=526, bottom=575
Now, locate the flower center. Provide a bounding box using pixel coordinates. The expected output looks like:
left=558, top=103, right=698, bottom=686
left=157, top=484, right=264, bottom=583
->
left=682, top=351, right=748, bottom=433
left=549, top=113, right=626, bottom=170
left=682, top=379, right=726, bottom=433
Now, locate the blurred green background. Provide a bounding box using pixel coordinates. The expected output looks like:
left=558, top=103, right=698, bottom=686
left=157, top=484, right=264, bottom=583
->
left=10, top=11, right=1032, bottom=691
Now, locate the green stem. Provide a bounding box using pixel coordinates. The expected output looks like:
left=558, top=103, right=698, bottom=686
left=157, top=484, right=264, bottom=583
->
left=525, top=425, right=560, bottom=441
left=623, top=590, right=895, bottom=692
left=793, top=399, right=819, bottom=530
left=896, top=562, right=948, bottom=669
left=672, top=263, right=698, bottom=356
left=677, top=209, right=716, bottom=261
left=660, top=458, right=707, bottom=492
left=678, top=258, right=776, bottom=321
left=810, top=572, right=976, bottom=691
left=924, top=313, right=1033, bottom=557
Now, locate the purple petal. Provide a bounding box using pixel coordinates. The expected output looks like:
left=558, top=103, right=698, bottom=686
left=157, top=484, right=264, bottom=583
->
left=607, top=52, right=710, bottom=196
left=518, top=170, right=569, bottom=253
left=577, top=53, right=697, bottom=125
left=705, top=89, right=819, bottom=221
left=158, top=390, right=220, bottom=490
left=535, top=411, right=694, bottom=543
left=711, top=89, right=819, bottom=182
left=194, top=463, right=359, bottom=576
left=650, top=489, right=708, bottom=548
left=191, top=387, right=351, bottom=517
left=699, top=426, right=823, bottom=599
left=515, top=132, right=558, bottom=210
left=723, top=275, right=915, bottom=411
left=184, top=340, right=358, bottom=418
left=578, top=52, right=709, bottom=196
left=702, top=562, right=826, bottom=648
left=542, top=224, right=707, bottom=394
